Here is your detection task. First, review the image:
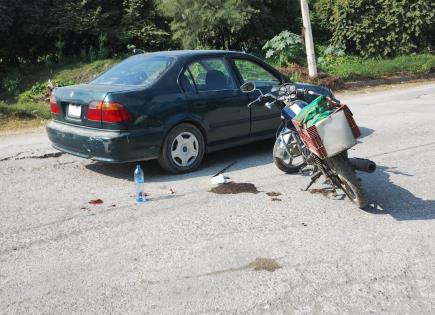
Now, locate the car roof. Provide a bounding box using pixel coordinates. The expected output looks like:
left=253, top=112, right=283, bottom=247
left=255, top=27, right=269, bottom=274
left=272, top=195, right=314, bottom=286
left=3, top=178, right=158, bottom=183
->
left=133, top=49, right=248, bottom=58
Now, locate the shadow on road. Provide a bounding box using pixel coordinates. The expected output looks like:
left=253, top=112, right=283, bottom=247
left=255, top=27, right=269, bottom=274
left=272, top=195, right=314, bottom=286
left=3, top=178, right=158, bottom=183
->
left=358, top=126, right=375, bottom=139
left=364, top=166, right=435, bottom=221
left=85, top=139, right=275, bottom=183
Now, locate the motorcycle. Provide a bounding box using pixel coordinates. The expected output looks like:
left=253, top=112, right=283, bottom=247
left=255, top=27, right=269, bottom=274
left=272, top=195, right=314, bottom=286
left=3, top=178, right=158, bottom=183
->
left=240, top=81, right=376, bottom=209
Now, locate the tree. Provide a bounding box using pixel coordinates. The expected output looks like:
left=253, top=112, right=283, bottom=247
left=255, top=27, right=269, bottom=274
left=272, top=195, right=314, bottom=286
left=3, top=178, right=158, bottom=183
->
left=0, top=0, right=171, bottom=66
left=159, top=0, right=257, bottom=49
left=120, top=0, right=171, bottom=51
left=237, top=0, right=301, bottom=52
left=159, top=0, right=302, bottom=51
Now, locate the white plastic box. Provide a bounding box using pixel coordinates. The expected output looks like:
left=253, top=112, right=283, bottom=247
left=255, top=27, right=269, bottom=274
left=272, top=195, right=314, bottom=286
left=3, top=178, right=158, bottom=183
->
left=314, top=110, right=356, bottom=157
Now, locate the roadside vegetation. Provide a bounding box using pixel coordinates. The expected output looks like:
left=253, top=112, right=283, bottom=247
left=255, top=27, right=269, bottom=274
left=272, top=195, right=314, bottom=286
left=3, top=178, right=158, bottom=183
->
left=0, top=59, right=117, bottom=130
left=0, top=0, right=433, bottom=129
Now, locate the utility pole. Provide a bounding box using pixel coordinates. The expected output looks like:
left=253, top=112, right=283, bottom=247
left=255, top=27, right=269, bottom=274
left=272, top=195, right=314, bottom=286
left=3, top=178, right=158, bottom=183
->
left=300, top=0, right=318, bottom=78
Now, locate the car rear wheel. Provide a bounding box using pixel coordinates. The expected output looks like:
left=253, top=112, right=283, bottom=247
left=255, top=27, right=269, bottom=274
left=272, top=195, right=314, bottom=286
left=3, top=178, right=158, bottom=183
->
left=158, top=123, right=205, bottom=174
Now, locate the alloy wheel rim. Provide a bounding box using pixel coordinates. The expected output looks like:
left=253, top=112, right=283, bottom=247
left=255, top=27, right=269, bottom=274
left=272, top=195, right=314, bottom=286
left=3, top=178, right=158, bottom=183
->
left=170, top=132, right=199, bottom=167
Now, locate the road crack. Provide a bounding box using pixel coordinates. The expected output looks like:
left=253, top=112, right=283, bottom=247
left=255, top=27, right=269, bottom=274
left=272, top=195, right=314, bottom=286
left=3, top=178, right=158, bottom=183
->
left=0, top=152, right=64, bottom=161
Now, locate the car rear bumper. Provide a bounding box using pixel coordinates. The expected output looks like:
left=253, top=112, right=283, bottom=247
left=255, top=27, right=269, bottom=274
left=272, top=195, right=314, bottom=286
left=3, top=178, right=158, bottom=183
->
left=46, top=121, right=161, bottom=163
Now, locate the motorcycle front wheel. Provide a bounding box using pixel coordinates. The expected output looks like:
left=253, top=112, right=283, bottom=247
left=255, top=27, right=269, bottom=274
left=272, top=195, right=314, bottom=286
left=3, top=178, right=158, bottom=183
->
left=329, top=154, right=368, bottom=209
left=273, top=132, right=306, bottom=174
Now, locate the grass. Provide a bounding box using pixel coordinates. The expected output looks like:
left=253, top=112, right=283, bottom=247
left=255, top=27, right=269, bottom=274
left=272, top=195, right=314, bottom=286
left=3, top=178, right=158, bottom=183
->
left=0, top=117, right=47, bottom=133
left=322, top=54, right=435, bottom=80
left=0, top=58, right=118, bottom=129
left=0, top=101, right=50, bottom=133
left=0, top=100, right=51, bottom=119
left=279, top=53, right=435, bottom=89
left=51, top=59, right=118, bottom=83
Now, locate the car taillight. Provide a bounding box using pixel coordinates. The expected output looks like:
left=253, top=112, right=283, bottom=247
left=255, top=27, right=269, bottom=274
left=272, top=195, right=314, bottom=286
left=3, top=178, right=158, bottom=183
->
left=50, top=95, right=61, bottom=115
left=102, top=102, right=131, bottom=123
left=87, top=101, right=131, bottom=123
left=87, top=101, right=102, bottom=121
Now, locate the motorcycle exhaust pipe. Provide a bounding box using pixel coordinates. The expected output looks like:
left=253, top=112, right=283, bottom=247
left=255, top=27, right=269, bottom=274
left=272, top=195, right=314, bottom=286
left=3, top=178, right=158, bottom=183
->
left=349, top=158, right=376, bottom=173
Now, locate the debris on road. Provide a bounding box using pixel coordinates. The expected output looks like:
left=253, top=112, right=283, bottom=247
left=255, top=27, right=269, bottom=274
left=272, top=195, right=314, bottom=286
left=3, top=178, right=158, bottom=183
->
left=88, top=199, right=104, bottom=205
left=271, top=197, right=282, bottom=202
left=134, top=164, right=146, bottom=203
left=212, top=160, right=237, bottom=178
left=209, top=182, right=259, bottom=194
left=167, top=188, right=175, bottom=194
left=210, top=173, right=229, bottom=185
left=130, top=192, right=150, bottom=198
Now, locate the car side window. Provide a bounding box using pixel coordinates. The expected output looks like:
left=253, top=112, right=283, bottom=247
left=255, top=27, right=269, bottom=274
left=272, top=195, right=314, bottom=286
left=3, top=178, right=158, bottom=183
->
left=186, top=58, right=236, bottom=92
left=234, top=59, right=280, bottom=88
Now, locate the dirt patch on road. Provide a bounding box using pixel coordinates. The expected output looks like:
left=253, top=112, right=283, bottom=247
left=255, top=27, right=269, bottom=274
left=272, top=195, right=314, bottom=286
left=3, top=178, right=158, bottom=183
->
left=266, top=192, right=282, bottom=197
left=308, top=187, right=337, bottom=198
left=248, top=257, right=282, bottom=272
left=209, top=182, right=259, bottom=194
left=183, top=257, right=282, bottom=281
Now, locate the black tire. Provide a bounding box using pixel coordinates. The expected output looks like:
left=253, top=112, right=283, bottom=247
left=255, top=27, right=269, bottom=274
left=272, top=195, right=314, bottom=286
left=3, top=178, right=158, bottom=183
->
left=158, top=123, right=205, bottom=174
left=329, top=154, right=368, bottom=209
left=273, top=134, right=306, bottom=174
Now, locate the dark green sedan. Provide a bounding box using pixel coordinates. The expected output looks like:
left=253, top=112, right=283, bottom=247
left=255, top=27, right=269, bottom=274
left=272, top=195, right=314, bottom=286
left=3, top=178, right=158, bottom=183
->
left=47, top=50, right=328, bottom=173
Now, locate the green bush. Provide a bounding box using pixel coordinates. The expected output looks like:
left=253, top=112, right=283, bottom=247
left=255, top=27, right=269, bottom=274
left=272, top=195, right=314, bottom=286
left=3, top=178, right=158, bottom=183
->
left=317, top=44, right=346, bottom=68
left=315, top=0, right=435, bottom=57
left=263, top=31, right=305, bottom=67
left=1, top=73, right=22, bottom=96
left=19, top=79, right=77, bottom=103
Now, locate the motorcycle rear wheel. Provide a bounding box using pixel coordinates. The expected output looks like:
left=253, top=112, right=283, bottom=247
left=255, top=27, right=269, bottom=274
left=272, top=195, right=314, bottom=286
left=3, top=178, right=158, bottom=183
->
left=329, top=154, right=368, bottom=209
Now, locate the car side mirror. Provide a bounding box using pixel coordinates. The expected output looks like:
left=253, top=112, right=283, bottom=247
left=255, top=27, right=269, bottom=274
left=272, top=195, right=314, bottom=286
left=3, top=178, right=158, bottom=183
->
left=240, top=81, right=256, bottom=93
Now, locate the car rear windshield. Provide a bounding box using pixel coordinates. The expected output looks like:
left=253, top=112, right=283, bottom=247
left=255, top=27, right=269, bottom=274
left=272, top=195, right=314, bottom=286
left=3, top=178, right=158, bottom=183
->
left=91, top=55, right=174, bottom=86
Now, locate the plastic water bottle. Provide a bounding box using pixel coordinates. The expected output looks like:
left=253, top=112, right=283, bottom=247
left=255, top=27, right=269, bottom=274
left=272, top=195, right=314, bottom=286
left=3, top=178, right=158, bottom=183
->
left=134, top=164, right=145, bottom=203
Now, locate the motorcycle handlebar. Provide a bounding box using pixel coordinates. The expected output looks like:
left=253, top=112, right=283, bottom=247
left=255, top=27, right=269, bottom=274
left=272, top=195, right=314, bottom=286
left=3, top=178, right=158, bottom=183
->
left=297, top=88, right=341, bottom=105
left=247, top=93, right=277, bottom=108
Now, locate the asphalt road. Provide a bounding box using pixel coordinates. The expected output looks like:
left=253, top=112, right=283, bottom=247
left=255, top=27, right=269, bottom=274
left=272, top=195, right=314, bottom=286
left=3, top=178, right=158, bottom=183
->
left=1, top=82, right=435, bottom=314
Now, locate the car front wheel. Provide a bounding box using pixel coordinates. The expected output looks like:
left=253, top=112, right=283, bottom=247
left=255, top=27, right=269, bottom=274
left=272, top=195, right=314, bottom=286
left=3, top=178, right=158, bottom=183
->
left=158, top=123, right=205, bottom=174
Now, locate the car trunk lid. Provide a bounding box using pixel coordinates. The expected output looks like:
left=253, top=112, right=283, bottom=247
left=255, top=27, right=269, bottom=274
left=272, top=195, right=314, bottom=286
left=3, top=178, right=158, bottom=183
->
left=52, top=84, right=140, bottom=128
